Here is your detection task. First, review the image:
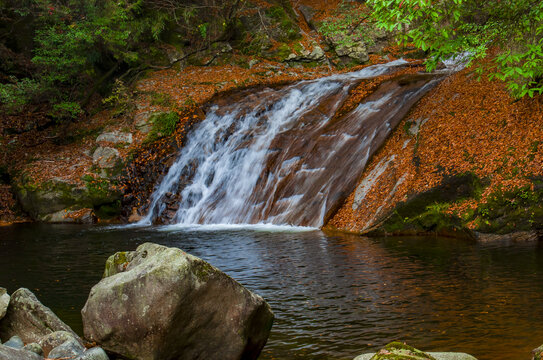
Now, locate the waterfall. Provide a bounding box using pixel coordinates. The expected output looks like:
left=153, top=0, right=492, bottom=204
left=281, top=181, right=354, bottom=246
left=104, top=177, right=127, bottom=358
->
left=139, top=60, right=442, bottom=227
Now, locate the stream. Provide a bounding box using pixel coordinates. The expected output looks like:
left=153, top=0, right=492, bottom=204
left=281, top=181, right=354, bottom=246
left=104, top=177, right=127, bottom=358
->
left=1, top=223, right=543, bottom=359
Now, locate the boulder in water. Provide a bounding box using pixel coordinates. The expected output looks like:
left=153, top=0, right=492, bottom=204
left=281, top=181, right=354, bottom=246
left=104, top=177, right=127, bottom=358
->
left=353, top=342, right=478, bottom=360
left=0, top=288, right=82, bottom=345
left=82, top=243, right=274, bottom=360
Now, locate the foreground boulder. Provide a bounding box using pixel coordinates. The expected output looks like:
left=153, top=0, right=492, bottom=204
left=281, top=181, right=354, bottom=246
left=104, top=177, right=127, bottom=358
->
left=82, top=243, right=274, bottom=360
left=354, top=342, right=478, bottom=360
left=0, top=288, right=81, bottom=345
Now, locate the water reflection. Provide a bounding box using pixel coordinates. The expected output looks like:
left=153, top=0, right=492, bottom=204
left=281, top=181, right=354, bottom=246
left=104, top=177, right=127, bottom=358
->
left=0, top=224, right=542, bottom=360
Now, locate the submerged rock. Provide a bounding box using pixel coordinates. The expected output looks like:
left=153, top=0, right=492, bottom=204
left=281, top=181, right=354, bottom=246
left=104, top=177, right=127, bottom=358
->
left=0, top=288, right=9, bottom=320
left=0, top=288, right=81, bottom=345
left=82, top=243, right=274, bottom=360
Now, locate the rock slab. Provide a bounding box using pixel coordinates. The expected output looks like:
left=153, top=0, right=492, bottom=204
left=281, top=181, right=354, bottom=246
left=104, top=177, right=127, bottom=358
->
left=82, top=243, right=274, bottom=360
left=0, top=288, right=81, bottom=345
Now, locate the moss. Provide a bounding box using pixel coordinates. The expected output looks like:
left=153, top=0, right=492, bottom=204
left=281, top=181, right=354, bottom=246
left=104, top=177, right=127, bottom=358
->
left=266, top=5, right=301, bottom=41
left=146, top=111, right=179, bottom=143
left=193, top=260, right=215, bottom=282
left=474, top=179, right=543, bottom=234
left=377, top=173, right=485, bottom=236
left=104, top=251, right=130, bottom=278
left=269, top=43, right=292, bottom=61
left=149, top=92, right=174, bottom=107
left=370, top=341, right=436, bottom=360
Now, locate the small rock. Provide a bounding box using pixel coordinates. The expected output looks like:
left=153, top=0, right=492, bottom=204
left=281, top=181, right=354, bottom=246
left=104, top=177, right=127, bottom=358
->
left=92, top=147, right=121, bottom=169
left=96, top=131, right=133, bottom=145
left=75, top=347, right=110, bottom=360
left=248, top=59, right=259, bottom=68
left=48, top=338, right=85, bottom=359
left=533, top=344, right=543, bottom=360
left=0, top=344, right=43, bottom=360
left=38, top=331, right=82, bottom=357
left=0, top=288, right=9, bottom=320
left=3, top=335, right=23, bottom=349
left=23, top=343, right=44, bottom=356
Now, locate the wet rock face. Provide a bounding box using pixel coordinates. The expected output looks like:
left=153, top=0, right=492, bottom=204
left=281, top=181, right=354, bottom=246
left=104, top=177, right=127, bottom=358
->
left=0, top=288, right=81, bottom=345
left=82, top=243, right=274, bottom=360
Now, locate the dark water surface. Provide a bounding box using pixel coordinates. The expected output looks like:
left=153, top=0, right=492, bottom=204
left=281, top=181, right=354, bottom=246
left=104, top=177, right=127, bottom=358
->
left=1, top=223, right=542, bottom=359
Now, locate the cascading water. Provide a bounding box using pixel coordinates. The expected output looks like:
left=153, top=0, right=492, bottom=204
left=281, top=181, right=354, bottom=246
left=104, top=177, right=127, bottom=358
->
left=139, top=60, right=443, bottom=227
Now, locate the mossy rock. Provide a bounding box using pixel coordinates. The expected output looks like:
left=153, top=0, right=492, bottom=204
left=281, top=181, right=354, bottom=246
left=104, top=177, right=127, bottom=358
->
left=15, top=174, right=122, bottom=221
left=376, top=173, right=484, bottom=235
left=474, top=177, right=543, bottom=234
left=370, top=342, right=436, bottom=360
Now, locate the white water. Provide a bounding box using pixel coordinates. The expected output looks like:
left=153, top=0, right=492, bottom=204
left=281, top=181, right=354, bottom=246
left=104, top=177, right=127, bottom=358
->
left=138, top=60, right=439, bottom=227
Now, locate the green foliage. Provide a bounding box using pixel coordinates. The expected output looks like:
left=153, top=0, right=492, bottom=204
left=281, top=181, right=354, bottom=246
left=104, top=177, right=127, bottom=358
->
left=0, top=78, right=39, bottom=112
left=266, top=5, right=300, bottom=41
left=368, top=0, right=543, bottom=98
left=102, top=79, right=133, bottom=117
left=49, top=101, right=83, bottom=122
left=318, top=1, right=375, bottom=49
left=147, top=111, right=179, bottom=142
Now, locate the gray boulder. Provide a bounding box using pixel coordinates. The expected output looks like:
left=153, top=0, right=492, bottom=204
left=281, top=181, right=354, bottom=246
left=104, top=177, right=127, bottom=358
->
left=335, top=42, right=369, bottom=63
left=38, top=331, right=82, bottom=357
left=0, top=288, right=9, bottom=320
left=0, top=288, right=81, bottom=345
left=48, top=338, right=85, bottom=359
left=92, top=146, right=121, bottom=169
left=0, top=344, right=43, bottom=360
left=82, top=243, right=274, bottom=360
left=96, top=131, right=132, bottom=144
left=75, top=347, right=110, bottom=360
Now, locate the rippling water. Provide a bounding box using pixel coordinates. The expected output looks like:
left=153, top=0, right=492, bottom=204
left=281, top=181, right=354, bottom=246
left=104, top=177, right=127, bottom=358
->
left=1, top=224, right=542, bottom=359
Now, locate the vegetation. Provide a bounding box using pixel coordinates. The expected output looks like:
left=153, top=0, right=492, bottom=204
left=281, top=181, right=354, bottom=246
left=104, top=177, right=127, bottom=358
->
left=0, top=0, right=248, bottom=118
left=368, top=0, right=543, bottom=98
